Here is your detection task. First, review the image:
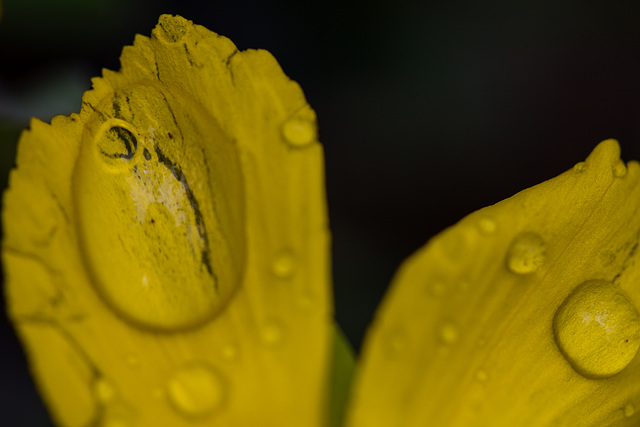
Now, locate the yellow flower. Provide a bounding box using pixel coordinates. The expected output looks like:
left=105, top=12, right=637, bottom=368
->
left=3, top=14, right=640, bottom=427
left=3, top=15, right=332, bottom=427
left=346, top=139, right=640, bottom=426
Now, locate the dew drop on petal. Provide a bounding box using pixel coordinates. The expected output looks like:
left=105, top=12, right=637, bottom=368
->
left=220, top=344, right=239, bottom=362
left=624, top=403, right=635, bottom=418
left=126, top=354, right=139, bottom=368
left=384, top=329, right=407, bottom=358
left=613, top=159, right=628, bottom=178
left=94, top=378, right=117, bottom=404
left=261, top=320, right=285, bottom=346
left=477, top=217, right=497, bottom=235
left=271, top=250, right=296, bottom=279
left=438, top=322, right=459, bottom=345
left=475, top=369, right=488, bottom=382
left=282, top=116, right=316, bottom=147
left=75, top=86, right=244, bottom=332
left=553, top=280, right=640, bottom=378
left=506, top=232, right=546, bottom=275
left=573, top=161, right=586, bottom=173
left=155, top=15, right=188, bottom=43
left=166, top=363, right=225, bottom=418
left=429, top=280, right=447, bottom=298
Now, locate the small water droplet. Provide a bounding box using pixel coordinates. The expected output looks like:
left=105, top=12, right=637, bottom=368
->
left=296, top=289, right=316, bottom=311
left=553, top=280, right=640, bottom=378
left=475, top=369, right=488, bottom=382
left=221, top=344, right=238, bottom=362
left=438, top=322, right=459, bottom=344
left=271, top=250, right=296, bottom=279
left=126, top=355, right=139, bottom=367
left=282, top=116, right=316, bottom=147
left=613, top=159, right=627, bottom=177
left=143, top=148, right=152, bottom=161
left=94, top=378, right=117, bottom=404
left=624, top=403, right=635, bottom=418
left=156, top=15, right=188, bottom=43
left=385, top=329, right=407, bottom=357
left=429, top=280, right=447, bottom=297
left=167, top=363, right=225, bottom=418
left=477, top=217, right=497, bottom=235
left=261, top=321, right=285, bottom=346
left=97, top=125, right=138, bottom=168
left=573, top=161, right=586, bottom=173
left=506, top=232, right=546, bottom=275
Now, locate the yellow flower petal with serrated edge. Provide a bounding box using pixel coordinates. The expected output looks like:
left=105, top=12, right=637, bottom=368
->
left=346, top=139, right=640, bottom=427
left=2, top=14, right=331, bottom=427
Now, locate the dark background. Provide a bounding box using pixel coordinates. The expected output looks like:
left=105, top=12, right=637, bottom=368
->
left=2, top=1, right=640, bottom=425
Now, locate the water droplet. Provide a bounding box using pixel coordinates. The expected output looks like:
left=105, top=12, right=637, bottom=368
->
left=94, top=378, right=117, bottom=403
left=282, top=116, right=316, bottom=147
left=221, top=344, right=238, bottom=362
left=296, top=289, right=316, bottom=311
left=74, top=85, right=245, bottom=332
left=429, top=280, right=447, bottom=297
left=155, top=15, right=188, bottom=43
left=613, top=159, right=627, bottom=177
left=271, top=250, right=296, bottom=279
left=96, top=124, right=138, bottom=168
left=553, top=280, right=640, bottom=378
left=384, top=329, right=407, bottom=357
left=126, top=354, right=139, bottom=367
left=261, top=321, right=285, bottom=346
left=475, top=369, right=488, bottom=382
left=506, top=232, right=546, bottom=275
left=167, top=363, right=225, bottom=418
left=477, top=217, right=497, bottom=235
left=438, top=322, right=459, bottom=344
left=573, top=161, right=586, bottom=173
left=624, top=403, right=635, bottom=418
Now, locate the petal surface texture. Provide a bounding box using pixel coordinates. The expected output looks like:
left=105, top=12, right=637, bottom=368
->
left=346, top=139, right=640, bottom=427
left=2, top=14, right=331, bottom=427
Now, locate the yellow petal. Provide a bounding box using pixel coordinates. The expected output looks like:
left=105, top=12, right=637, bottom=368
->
left=346, top=139, right=640, bottom=427
left=3, top=14, right=331, bottom=427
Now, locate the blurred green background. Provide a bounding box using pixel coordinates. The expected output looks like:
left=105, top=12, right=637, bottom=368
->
left=2, top=0, right=640, bottom=425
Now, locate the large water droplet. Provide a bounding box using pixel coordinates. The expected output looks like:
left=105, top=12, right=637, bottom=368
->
left=553, top=280, right=640, bottom=378
left=167, top=363, right=225, bottom=418
left=282, top=116, right=316, bottom=147
left=74, top=85, right=245, bottom=331
left=506, top=232, right=546, bottom=275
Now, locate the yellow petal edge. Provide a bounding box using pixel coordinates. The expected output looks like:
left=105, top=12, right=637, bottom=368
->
left=346, top=139, right=640, bottom=427
left=2, top=14, right=332, bottom=427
